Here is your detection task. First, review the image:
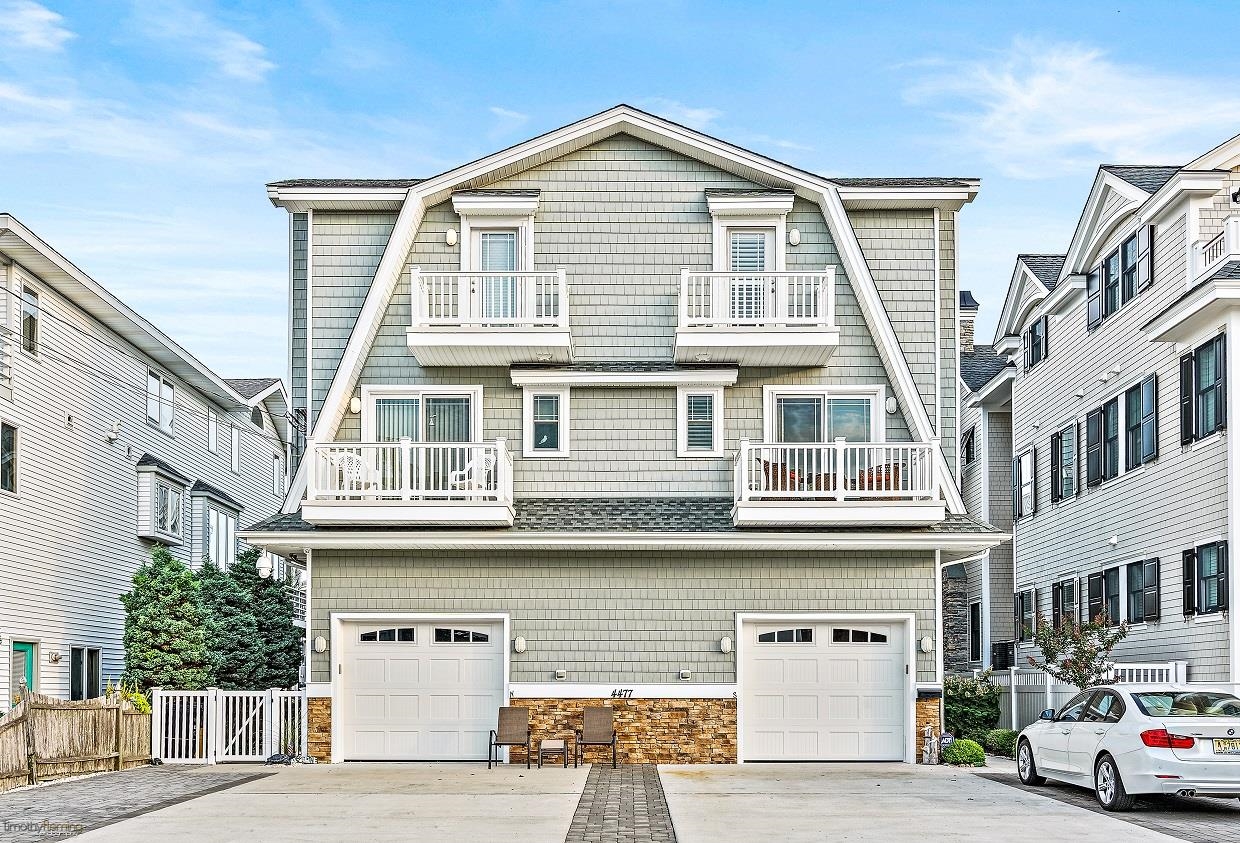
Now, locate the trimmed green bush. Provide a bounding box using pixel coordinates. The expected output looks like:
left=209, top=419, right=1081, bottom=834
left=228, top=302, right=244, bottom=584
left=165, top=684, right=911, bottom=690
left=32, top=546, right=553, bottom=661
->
left=941, top=738, right=986, bottom=766
left=984, top=728, right=1019, bottom=758
left=121, top=546, right=211, bottom=691
left=944, top=673, right=1001, bottom=743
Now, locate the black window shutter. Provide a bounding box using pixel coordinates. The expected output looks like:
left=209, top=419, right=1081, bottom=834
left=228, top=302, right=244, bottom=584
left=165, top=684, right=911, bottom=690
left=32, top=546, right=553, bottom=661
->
left=1052, top=581, right=1062, bottom=627
left=1029, top=449, right=1037, bottom=515
left=1086, top=409, right=1103, bottom=486
left=1142, top=374, right=1158, bottom=462
left=1182, top=549, right=1197, bottom=616
left=1218, top=335, right=1227, bottom=431
left=1180, top=353, right=1195, bottom=445
left=1023, top=329, right=1031, bottom=370
left=1143, top=558, right=1160, bottom=621
left=1039, top=316, right=1049, bottom=362
left=1137, top=224, right=1155, bottom=290
left=1079, top=577, right=1087, bottom=624
left=1050, top=431, right=1062, bottom=503
left=1219, top=543, right=1229, bottom=612
left=1087, top=268, right=1103, bottom=329
left=1012, top=457, right=1021, bottom=518
left=1087, top=573, right=1104, bottom=622
left=1074, top=422, right=1082, bottom=496
left=1013, top=593, right=1021, bottom=641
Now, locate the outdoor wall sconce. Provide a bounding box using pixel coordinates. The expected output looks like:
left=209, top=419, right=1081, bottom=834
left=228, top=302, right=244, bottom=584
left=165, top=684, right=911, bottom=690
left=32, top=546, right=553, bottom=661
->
left=885, top=396, right=898, bottom=414
left=313, top=636, right=328, bottom=654
left=787, top=228, right=801, bottom=246
left=513, top=636, right=527, bottom=654
left=445, top=228, right=458, bottom=246
left=719, top=636, right=732, bottom=654
left=48, top=651, right=62, bottom=664
left=349, top=395, right=362, bottom=414
left=554, top=669, right=566, bottom=681
left=679, top=669, right=692, bottom=681
left=919, top=636, right=934, bottom=654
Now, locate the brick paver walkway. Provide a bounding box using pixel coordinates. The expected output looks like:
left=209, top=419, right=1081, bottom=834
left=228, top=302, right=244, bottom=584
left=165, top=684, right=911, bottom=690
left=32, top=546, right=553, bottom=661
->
left=0, top=767, right=270, bottom=842
left=565, top=764, right=676, bottom=843
left=982, top=771, right=1240, bottom=843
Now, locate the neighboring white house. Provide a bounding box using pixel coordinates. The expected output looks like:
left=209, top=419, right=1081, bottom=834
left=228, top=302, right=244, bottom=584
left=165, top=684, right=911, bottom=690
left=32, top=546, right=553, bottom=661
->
left=0, top=215, right=298, bottom=707
left=984, top=133, right=1240, bottom=682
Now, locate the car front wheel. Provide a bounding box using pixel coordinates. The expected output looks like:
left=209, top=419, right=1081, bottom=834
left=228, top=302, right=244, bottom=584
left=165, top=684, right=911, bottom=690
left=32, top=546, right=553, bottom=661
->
left=1094, top=755, right=1136, bottom=812
left=1016, top=740, right=1045, bottom=786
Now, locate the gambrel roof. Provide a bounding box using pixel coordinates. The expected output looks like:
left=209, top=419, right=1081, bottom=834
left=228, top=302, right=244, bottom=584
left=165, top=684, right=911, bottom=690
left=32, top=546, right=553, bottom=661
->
left=273, top=104, right=973, bottom=516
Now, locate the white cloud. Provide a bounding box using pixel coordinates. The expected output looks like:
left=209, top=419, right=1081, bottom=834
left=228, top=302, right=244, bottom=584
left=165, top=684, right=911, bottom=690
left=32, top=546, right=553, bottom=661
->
left=744, top=133, right=813, bottom=153
left=0, top=0, right=75, bottom=50
left=130, top=0, right=276, bottom=81
left=637, top=97, right=722, bottom=130
left=904, top=39, right=1240, bottom=178
left=489, top=106, right=528, bottom=122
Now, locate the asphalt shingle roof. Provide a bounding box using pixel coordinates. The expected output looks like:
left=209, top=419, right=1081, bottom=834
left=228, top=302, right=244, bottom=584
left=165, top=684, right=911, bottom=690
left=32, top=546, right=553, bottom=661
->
left=452, top=189, right=541, bottom=197
left=703, top=188, right=795, bottom=197
left=225, top=377, right=280, bottom=399
left=1208, top=260, right=1240, bottom=281
left=245, top=498, right=999, bottom=536
left=189, top=480, right=242, bottom=510
left=961, top=346, right=1013, bottom=393
left=266, top=178, right=424, bottom=189
left=135, top=454, right=191, bottom=484
left=1100, top=165, right=1181, bottom=194
left=828, top=177, right=977, bottom=188
left=1019, top=255, right=1067, bottom=291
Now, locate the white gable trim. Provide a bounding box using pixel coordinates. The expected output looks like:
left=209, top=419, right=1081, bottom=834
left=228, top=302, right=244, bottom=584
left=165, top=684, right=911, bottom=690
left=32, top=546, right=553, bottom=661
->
left=1062, top=171, right=1152, bottom=277
left=284, top=106, right=968, bottom=515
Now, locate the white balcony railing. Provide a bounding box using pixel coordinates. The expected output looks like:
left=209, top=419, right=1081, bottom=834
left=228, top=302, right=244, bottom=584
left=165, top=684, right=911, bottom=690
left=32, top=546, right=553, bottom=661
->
left=412, top=269, right=568, bottom=329
left=679, top=269, right=835, bottom=329
left=1193, top=215, right=1240, bottom=281
left=307, top=439, right=513, bottom=504
left=734, top=440, right=938, bottom=503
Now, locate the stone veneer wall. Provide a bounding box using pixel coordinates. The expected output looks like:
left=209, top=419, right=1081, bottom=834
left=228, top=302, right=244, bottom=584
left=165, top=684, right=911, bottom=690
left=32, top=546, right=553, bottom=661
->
left=508, top=698, right=736, bottom=765
left=308, top=697, right=331, bottom=762
left=942, top=564, right=969, bottom=675
left=915, top=695, right=943, bottom=762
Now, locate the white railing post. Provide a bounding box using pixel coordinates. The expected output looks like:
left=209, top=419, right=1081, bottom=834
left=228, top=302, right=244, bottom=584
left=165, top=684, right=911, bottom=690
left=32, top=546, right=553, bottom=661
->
left=773, top=273, right=788, bottom=326
left=305, top=440, right=318, bottom=499
left=823, top=266, right=836, bottom=327
left=713, top=274, right=728, bottom=324
left=556, top=267, right=568, bottom=326
left=457, top=272, right=472, bottom=325
left=1009, top=668, right=1018, bottom=730
left=678, top=267, right=690, bottom=327
left=264, top=688, right=278, bottom=759
left=930, top=437, right=942, bottom=501
left=1227, top=217, right=1240, bottom=257
left=410, top=267, right=423, bottom=326
left=149, top=688, right=163, bottom=762
left=833, top=438, right=847, bottom=501
left=495, top=437, right=511, bottom=503
left=205, top=687, right=219, bottom=765
left=1044, top=671, right=1053, bottom=716
left=737, top=439, right=750, bottom=502
left=399, top=438, right=413, bottom=501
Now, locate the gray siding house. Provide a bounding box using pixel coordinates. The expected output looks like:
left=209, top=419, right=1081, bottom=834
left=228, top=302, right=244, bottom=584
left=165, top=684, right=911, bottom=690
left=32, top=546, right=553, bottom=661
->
left=988, top=133, right=1240, bottom=683
left=0, top=216, right=295, bottom=708
left=243, top=105, right=1003, bottom=764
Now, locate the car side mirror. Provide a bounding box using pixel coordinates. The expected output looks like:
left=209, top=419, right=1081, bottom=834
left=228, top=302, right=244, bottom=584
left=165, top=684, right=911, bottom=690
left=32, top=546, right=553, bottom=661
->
left=1039, top=708, right=1055, bottom=721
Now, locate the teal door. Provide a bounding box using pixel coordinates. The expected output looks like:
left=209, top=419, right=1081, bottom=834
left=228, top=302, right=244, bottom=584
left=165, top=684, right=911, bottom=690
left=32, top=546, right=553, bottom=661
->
left=11, top=642, right=34, bottom=701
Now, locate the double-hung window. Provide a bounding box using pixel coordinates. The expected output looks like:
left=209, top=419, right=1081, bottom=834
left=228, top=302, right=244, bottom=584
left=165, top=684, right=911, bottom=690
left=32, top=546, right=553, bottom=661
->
left=1103, top=250, right=1121, bottom=320
left=1087, top=567, right=1121, bottom=625
left=20, top=286, right=39, bottom=353
left=1050, top=424, right=1076, bottom=502
left=154, top=480, right=182, bottom=538
left=1181, top=335, right=1226, bottom=443
left=1012, top=449, right=1036, bottom=518
left=1086, top=399, right=1120, bottom=485
left=1126, top=559, right=1160, bottom=623
left=678, top=386, right=724, bottom=457
left=0, top=421, right=15, bottom=494
left=1183, top=542, right=1228, bottom=616
left=1120, top=233, right=1139, bottom=303
left=523, top=387, right=569, bottom=458
left=1052, top=578, right=1077, bottom=628
left=1016, top=589, right=1037, bottom=642
left=69, top=647, right=101, bottom=701
left=1124, top=375, right=1158, bottom=470
left=1024, top=316, right=1048, bottom=369
left=146, top=371, right=175, bottom=434
left=1087, top=226, right=1155, bottom=330
left=968, top=601, right=982, bottom=662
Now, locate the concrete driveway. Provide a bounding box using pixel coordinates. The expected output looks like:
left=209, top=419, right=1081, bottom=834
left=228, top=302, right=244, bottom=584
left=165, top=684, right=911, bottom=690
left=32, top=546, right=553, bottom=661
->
left=658, top=763, right=1184, bottom=843
left=73, top=763, right=588, bottom=843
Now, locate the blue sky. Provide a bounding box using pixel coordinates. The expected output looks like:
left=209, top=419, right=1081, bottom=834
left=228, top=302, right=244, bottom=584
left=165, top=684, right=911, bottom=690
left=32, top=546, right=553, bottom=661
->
left=1, top=1, right=1237, bottom=377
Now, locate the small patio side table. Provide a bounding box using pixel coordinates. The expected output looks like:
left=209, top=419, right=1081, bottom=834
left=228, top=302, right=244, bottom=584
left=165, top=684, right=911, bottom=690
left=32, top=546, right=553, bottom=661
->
left=538, top=738, right=570, bottom=768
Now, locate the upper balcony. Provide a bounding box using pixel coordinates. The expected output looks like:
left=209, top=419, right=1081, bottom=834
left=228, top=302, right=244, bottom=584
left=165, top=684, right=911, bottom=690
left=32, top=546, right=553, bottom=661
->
left=406, top=269, right=572, bottom=367
left=732, top=439, right=945, bottom=527
left=302, top=439, right=514, bottom=526
left=1192, top=215, right=1240, bottom=284
left=674, top=269, right=839, bottom=366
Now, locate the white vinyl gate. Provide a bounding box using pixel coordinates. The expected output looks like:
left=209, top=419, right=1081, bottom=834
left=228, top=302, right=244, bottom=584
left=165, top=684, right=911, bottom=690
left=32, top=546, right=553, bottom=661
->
left=151, top=688, right=306, bottom=763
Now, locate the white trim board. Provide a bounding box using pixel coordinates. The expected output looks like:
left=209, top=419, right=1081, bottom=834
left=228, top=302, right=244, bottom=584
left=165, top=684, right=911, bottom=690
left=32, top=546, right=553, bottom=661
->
left=287, top=106, right=970, bottom=517
left=510, top=368, right=737, bottom=388
left=508, top=683, right=736, bottom=699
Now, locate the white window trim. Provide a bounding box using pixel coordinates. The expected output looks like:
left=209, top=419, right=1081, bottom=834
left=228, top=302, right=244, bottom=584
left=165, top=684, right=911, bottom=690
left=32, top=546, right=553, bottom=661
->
left=152, top=476, right=185, bottom=541
left=1016, top=586, right=1037, bottom=645
left=0, top=416, right=18, bottom=499
left=19, top=280, right=40, bottom=358
left=146, top=370, right=176, bottom=436
left=207, top=409, right=218, bottom=453
left=522, top=386, right=570, bottom=458
left=360, top=384, right=485, bottom=442
left=451, top=192, right=538, bottom=273
left=676, top=385, right=724, bottom=458
left=967, top=599, right=983, bottom=663
left=69, top=645, right=102, bottom=701
left=203, top=504, right=238, bottom=568
left=712, top=215, right=787, bottom=272
left=761, top=384, right=886, bottom=443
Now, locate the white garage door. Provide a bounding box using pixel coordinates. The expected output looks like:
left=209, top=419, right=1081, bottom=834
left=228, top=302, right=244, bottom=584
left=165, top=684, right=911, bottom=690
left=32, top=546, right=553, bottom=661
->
left=341, top=620, right=504, bottom=760
left=742, top=620, right=907, bottom=761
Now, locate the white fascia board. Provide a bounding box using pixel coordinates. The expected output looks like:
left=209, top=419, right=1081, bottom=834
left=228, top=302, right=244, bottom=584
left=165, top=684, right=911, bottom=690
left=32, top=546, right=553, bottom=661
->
left=835, top=184, right=979, bottom=208
left=1186, top=132, right=1240, bottom=171
left=967, top=367, right=1014, bottom=409
left=238, top=528, right=1008, bottom=554
left=266, top=186, right=410, bottom=210
left=451, top=194, right=541, bottom=216
left=1144, top=279, right=1240, bottom=343
left=706, top=194, right=795, bottom=216
left=510, top=368, right=738, bottom=387
left=996, top=265, right=1046, bottom=340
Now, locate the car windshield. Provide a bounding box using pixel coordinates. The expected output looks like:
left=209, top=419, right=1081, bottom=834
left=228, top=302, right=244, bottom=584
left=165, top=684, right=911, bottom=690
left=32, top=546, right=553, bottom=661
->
left=1131, top=691, right=1240, bottom=717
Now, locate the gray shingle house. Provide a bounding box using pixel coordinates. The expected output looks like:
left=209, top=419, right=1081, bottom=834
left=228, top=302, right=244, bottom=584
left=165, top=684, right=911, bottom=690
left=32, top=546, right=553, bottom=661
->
left=0, top=216, right=295, bottom=708
left=242, top=105, right=1004, bottom=764
left=982, top=133, right=1240, bottom=683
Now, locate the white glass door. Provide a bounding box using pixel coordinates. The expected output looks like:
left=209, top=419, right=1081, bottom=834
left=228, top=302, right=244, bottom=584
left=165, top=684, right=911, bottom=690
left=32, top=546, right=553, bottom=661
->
left=729, top=229, right=773, bottom=322
left=478, top=231, right=518, bottom=321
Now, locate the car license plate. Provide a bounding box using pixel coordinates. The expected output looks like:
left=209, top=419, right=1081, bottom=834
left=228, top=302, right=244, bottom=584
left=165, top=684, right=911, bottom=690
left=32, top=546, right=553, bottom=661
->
left=1213, top=739, right=1240, bottom=755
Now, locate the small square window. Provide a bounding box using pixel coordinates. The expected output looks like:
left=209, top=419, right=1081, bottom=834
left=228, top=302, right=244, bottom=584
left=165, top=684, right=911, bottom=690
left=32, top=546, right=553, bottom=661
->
left=523, top=388, right=569, bottom=457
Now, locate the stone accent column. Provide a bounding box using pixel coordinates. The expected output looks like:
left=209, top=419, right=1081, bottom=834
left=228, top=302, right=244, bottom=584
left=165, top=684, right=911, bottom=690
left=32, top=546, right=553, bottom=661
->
left=307, top=698, right=331, bottom=762
left=915, top=692, right=943, bottom=763
left=942, top=563, right=969, bottom=675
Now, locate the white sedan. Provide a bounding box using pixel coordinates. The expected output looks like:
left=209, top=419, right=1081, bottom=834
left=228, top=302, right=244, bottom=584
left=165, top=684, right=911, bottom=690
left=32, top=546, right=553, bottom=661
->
left=1016, top=684, right=1240, bottom=811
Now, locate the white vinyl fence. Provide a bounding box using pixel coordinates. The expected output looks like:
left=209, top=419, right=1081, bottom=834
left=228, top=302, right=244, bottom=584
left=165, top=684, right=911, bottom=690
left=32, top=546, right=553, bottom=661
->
left=151, top=688, right=306, bottom=764
left=978, top=662, right=1188, bottom=732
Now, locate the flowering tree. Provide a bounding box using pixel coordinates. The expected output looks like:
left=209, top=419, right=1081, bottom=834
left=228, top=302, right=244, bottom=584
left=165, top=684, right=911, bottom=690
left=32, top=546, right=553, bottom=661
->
left=1027, top=611, right=1129, bottom=689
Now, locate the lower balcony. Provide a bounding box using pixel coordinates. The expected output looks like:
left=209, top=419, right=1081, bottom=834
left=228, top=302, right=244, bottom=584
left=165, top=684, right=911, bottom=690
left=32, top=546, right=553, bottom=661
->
left=303, top=440, right=514, bottom=526
left=732, top=440, right=945, bottom=527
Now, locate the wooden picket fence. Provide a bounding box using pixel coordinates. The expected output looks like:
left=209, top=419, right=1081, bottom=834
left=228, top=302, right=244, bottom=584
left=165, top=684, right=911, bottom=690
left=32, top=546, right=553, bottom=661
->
left=0, top=693, right=151, bottom=793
